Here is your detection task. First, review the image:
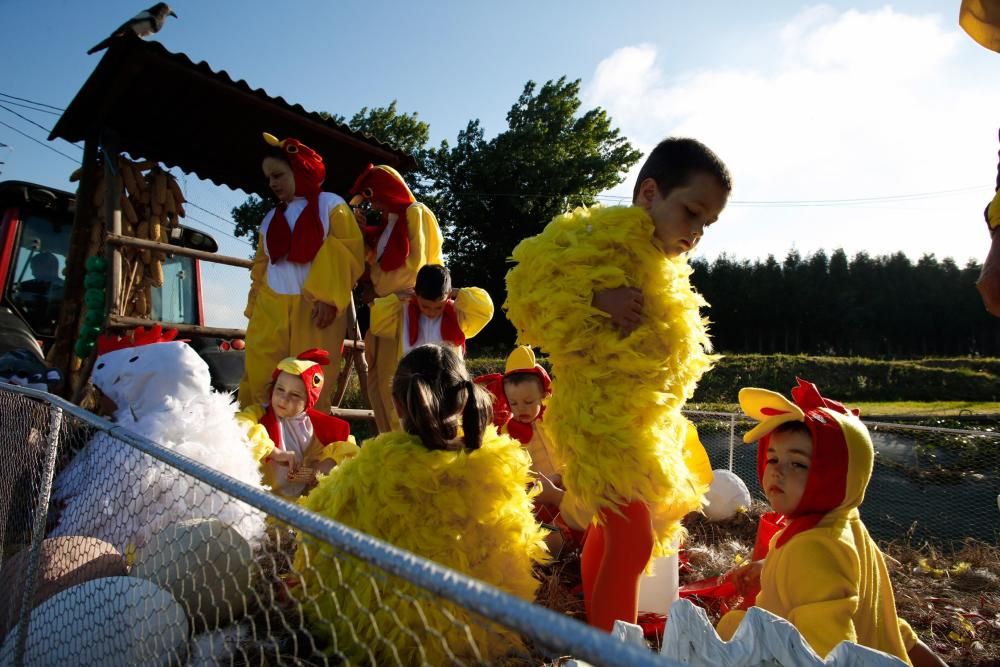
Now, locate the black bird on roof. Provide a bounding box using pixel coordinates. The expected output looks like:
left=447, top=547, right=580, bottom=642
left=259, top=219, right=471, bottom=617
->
left=87, top=3, right=178, bottom=55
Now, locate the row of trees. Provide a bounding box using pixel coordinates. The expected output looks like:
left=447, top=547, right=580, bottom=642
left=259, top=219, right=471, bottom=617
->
left=232, top=79, right=999, bottom=356
left=692, top=250, right=1000, bottom=357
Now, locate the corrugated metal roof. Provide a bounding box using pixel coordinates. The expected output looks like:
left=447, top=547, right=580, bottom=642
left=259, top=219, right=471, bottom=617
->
left=50, top=38, right=417, bottom=198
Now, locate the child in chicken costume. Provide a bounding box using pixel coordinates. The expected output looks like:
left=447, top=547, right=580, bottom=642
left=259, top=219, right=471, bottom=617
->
left=51, top=326, right=266, bottom=551
left=349, top=165, right=444, bottom=431
left=293, top=344, right=547, bottom=665
left=716, top=379, right=943, bottom=665
left=505, top=210, right=715, bottom=630
left=238, top=133, right=365, bottom=413
left=238, top=349, right=358, bottom=498
left=476, top=346, right=586, bottom=555
left=368, top=264, right=493, bottom=431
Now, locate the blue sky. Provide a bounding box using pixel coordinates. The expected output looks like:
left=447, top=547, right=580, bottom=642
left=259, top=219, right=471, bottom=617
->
left=2, top=1, right=998, bottom=327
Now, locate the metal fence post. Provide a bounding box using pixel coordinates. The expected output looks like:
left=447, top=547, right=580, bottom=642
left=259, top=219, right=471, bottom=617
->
left=728, top=414, right=736, bottom=471
left=13, top=404, right=63, bottom=667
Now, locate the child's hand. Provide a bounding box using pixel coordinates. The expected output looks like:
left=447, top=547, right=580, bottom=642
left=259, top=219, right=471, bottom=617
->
left=287, top=466, right=316, bottom=486
left=269, top=449, right=298, bottom=473
left=311, top=301, right=338, bottom=329
left=592, top=287, right=644, bottom=334
left=535, top=472, right=565, bottom=507
left=725, top=559, right=764, bottom=598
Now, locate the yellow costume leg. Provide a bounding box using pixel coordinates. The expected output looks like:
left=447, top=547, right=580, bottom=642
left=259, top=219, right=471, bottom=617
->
left=290, top=296, right=347, bottom=414
left=364, top=331, right=401, bottom=433
left=238, top=285, right=293, bottom=408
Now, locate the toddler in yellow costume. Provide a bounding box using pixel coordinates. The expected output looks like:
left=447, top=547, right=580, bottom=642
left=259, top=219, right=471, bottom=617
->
left=368, top=263, right=493, bottom=431
left=238, top=133, right=365, bottom=413
left=347, top=164, right=445, bottom=432
left=505, top=137, right=728, bottom=631
left=718, top=379, right=945, bottom=666
left=293, top=344, right=548, bottom=665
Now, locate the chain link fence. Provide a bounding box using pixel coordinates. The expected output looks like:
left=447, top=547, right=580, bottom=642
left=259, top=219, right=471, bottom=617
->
left=0, top=383, right=669, bottom=667
left=686, top=410, right=1000, bottom=545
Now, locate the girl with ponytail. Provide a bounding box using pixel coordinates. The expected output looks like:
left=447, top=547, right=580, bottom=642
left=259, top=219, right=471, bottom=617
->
left=294, top=344, right=549, bottom=664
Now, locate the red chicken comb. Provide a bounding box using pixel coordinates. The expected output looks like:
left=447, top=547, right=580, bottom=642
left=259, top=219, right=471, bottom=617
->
left=96, top=325, right=181, bottom=356
left=296, top=348, right=331, bottom=366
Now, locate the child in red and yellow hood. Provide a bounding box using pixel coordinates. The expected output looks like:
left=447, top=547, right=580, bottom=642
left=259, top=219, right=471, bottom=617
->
left=348, top=165, right=444, bottom=432
left=475, top=346, right=579, bottom=554
left=238, top=348, right=359, bottom=499
left=238, top=133, right=365, bottom=413
left=717, top=379, right=945, bottom=666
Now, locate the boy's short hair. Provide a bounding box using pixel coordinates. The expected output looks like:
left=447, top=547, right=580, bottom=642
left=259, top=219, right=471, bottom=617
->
left=502, top=372, right=544, bottom=393
left=415, top=264, right=452, bottom=301
left=772, top=420, right=812, bottom=438
left=632, top=137, right=732, bottom=202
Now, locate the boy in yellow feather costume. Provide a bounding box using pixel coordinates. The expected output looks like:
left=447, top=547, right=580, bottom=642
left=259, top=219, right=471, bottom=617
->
left=238, top=133, right=365, bottom=413
left=294, top=344, right=548, bottom=665
left=718, top=380, right=945, bottom=666
left=368, top=263, right=493, bottom=431
left=348, top=164, right=445, bottom=432
left=505, top=137, right=729, bottom=630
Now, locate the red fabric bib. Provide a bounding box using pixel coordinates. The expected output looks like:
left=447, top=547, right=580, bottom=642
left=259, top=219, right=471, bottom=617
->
left=260, top=407, right=350, bottom=453
left=266, top=195, right=324, bottom=265
left=406, top=299, right=466, bottom=353
left=377, top=212, right=411, bottom=272
left=506, top=419, right=534, bottom=445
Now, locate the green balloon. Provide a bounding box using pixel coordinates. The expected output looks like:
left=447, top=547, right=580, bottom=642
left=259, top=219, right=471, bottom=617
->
left=85, top=256, right=108, bottom=273
left=84, top=273, right=105, bottom=289
left=84, top=288, right=105, bottom=309
left=83, top=310, right=104, bottom=327
left=80, top=325, right=101, bottom=342
left=74, top=339, right=90, bottom=358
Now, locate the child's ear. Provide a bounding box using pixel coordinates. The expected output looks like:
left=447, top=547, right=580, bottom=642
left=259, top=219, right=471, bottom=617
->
left=635, top=178, right=659, bottom=209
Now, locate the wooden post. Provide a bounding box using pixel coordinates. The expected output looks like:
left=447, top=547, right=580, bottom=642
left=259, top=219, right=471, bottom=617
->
left=103, top=138, right=123, bottom=316
left=46, top=138, right=98, bottom=398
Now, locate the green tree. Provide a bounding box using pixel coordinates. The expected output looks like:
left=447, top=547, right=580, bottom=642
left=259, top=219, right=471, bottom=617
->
left=231, top=102, right=431, bottom=241
left=427, top=77, right=641, bottom=345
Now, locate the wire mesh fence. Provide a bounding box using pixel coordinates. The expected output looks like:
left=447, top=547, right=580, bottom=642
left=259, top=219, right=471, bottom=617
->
left=0, top=383, right=667, bottom=667
left=686, top=410, right=1000, bottom=545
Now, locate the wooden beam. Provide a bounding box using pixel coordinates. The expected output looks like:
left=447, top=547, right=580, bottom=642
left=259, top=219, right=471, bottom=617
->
left=105, top=234, right=253, bottom=269
left=328, top=407, right=375, bottom=422
left=105, top=314, right=364, bottom=351
left=47, top=138, right=98, bottom=398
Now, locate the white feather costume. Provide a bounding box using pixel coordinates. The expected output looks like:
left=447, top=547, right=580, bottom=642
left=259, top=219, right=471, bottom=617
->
left=51, top=340, right=266, bottom=551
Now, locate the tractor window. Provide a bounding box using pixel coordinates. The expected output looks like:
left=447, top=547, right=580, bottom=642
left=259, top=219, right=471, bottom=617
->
left=150, top=256, right=197, bottom=325
left=8, top=213, right=71, bottom=337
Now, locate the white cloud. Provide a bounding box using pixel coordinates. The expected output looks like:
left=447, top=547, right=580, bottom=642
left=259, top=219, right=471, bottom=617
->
left=584, top=5, right=1000, bottom=265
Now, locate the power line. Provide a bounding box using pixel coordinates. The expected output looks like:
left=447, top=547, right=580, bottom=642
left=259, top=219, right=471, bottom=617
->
left=0, top=103, right=82, bottom=150
left=0, top=91, right=65, bottom=112
left=0, top=118, right=79, bottom=162
left=0, top=98, right=61, bottom=116
left=452, top=185, right=990, bottom=208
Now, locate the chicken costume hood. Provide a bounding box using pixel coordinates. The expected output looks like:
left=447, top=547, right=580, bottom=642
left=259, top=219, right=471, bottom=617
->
left=348, top=164, right=416, bottom=272
left=51, top=326, right=266, bottom=551
left=263, top=132, right=326, bottom=264
left=475, top=345, right=552, bottom=444
left=740, top=378, right=869, bottom=548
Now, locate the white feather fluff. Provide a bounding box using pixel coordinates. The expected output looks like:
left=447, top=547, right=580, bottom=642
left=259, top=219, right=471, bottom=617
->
left=51, top=342, right=266, bottom=551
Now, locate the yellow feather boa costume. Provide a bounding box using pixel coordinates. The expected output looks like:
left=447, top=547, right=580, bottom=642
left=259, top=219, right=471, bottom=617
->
left=293, top=428, right=549, bottom=665
left=505, top=205, right=715, bottom=557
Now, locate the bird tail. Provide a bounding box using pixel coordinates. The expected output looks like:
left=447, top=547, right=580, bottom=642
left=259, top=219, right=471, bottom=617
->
left=87, top=38, right=112, bottom=55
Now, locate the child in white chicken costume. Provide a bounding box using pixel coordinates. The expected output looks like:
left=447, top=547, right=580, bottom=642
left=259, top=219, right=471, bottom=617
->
left=50, top=326, right=266, bottom=551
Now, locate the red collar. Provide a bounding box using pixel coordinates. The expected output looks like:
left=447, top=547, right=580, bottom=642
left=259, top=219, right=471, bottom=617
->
left=406, top=299, right=466, bottom=353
